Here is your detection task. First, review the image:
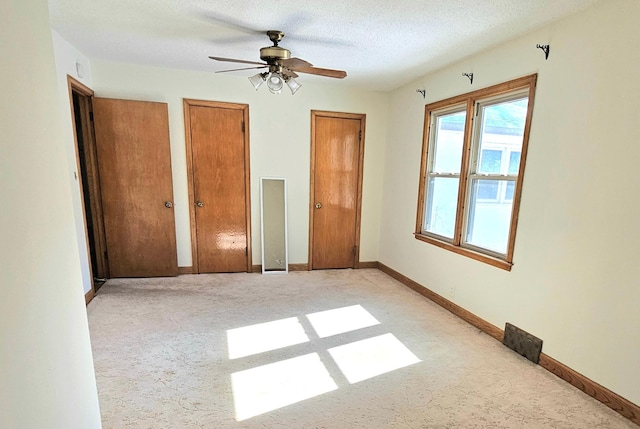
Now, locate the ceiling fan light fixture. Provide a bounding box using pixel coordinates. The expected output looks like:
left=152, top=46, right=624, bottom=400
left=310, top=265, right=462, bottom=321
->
left=285, top=76, right=302, bottom=95
left=248, top=72, right=267, bottom=90
left=266, top=72, right=284, bottom=94
left=211, top=30, right=346, bottom=95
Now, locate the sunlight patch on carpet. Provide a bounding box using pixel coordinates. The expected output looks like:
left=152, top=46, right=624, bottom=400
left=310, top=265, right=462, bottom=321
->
left=306, top=304, right=380, bottom=338
left=231, top=353, right=338, bottom=421
left=328, top=333, right=421, bottom=384
left=227, top=317, right=309, bottom=359
left=228, top=307, right=421, bottom=420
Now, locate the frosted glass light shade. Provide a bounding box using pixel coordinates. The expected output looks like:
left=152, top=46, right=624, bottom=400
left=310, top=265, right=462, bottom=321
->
left=249, top=73, right=266, bottom=90
left=286, top=77, right=301, bottom=95
left=267, top=73, right=283, bottom=94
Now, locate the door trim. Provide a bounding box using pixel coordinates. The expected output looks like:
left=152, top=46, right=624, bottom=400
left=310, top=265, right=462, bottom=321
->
left=183, top=99, right=252, bottom=273
left=308, top=110, right=366, bottom=270
left=67, top=76, right=109, bottom=301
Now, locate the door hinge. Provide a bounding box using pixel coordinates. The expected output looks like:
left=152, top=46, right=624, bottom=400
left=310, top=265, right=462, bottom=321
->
left=245, top=246, right=248, bottom=256
left=474, top=102, right=479, bottom=117
left=358, top=130, right=362, bottom=141
left=353, top=246, right=357, bottom=256
left=104, top=250, right=108, bottom=260
left=241, top=120, right=245, bottom=133
left=89, top=111, right=94, bottom=121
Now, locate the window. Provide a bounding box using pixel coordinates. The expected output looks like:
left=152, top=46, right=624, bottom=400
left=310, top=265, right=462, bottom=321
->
left=416, top=75, right=537, bottom=270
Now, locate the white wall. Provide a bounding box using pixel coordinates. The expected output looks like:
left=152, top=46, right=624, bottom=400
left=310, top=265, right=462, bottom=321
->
left=90, top=62, right=388, bottom=267
left=380, top=0, right=640, bottom=405
left=0, top=0, right=101, bottom=428
left=51, top=30, right=94, bottom=295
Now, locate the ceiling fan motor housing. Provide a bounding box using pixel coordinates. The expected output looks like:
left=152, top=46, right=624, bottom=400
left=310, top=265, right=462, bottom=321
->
left=260, top=46, right=291, bottom=64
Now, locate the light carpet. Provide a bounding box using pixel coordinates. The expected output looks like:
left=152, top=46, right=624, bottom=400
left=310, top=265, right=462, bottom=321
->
left=88, top=269, right=635, bottom=428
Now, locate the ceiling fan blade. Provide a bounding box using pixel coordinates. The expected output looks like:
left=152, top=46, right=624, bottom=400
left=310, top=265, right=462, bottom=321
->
left=215, top=66, right=268, bottom=73
left=198, top=12, right=264, bottom=36
left=292, top=66, right=347, bottom=79
left=280, top=57, right=313, bottom=69
left=198, top=12, right=352, bottom=47
left=208, top=56, right=266, bottom=66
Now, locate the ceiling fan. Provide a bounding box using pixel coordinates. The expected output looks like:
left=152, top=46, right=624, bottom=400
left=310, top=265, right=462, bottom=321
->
left=209, top=30, right=347, bottom=95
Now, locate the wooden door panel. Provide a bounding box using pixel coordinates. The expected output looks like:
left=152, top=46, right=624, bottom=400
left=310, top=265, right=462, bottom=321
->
left=93, top=98, right=178, bottom=277
left=190, top=105, right=248, bottom=273
left=312, top=115, right=363, bottom=269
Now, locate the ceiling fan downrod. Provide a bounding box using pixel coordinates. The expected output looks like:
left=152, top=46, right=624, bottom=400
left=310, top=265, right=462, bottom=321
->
left=266, top=30, right=284, bottom=47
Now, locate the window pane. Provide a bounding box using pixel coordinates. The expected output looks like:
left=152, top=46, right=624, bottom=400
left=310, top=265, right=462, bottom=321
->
left=465, top=179, right=513, bottom=254
left=479, top=149, right=502, bottom=174
left=433, top=111, right=466, bottom=173
left=478, top=98, right=527, bottom=174
left=508, top=151, right=521, bottom=174
left=477, top=180, right=499, bottom=200
left=505, top=181, right=515, bottom=201
left=425, top=177, right=459, bottom=239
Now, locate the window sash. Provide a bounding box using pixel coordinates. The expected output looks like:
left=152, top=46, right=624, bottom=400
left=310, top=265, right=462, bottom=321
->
left=422, top=105, right=467, bottom=240
left=468, top=92, right=529, bottom=177
left=427, top=105, right=466, bottom=175
left=423, top=173, right=460, bottom=241
left=462, top=91, right=529, bottom=256
left=462, top=177, right=516, bottom=257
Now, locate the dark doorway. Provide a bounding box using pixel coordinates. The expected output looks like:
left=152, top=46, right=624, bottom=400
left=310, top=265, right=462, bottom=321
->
left=68, top=77, right=108, bottom=295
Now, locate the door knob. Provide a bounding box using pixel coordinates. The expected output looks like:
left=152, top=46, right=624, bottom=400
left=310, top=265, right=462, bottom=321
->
left=196, top=201, right=204, bottom=208
left=164, top=201, right=173, bottom=208
left=315, top=202, right=322, bottom=209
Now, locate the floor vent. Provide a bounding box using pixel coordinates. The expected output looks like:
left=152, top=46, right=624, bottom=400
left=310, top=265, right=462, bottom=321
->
left=503, top=322, right=543, bottom=364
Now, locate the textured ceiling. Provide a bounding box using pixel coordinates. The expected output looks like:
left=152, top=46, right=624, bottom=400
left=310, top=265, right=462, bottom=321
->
left=48, top=0, right=600, bottom=91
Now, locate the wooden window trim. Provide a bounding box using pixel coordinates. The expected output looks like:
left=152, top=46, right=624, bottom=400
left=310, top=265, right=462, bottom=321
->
left=415, top=74, right=537, bottom=270
left=414, top=233, right=512, bottom=270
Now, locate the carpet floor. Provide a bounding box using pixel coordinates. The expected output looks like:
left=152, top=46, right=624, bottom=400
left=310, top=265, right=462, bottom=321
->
left=87, top=269, right=636, bottom=428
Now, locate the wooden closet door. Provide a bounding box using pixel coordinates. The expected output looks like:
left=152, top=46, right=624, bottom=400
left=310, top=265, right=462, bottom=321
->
left=93, top=98, right=178, bottom=277
left=310, top=111, right=365, bottom=269
left=185, top=100, right=251, bottom=273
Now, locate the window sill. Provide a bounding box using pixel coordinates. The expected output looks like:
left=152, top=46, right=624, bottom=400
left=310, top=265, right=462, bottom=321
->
left=413, top=233, right=513, bottom=271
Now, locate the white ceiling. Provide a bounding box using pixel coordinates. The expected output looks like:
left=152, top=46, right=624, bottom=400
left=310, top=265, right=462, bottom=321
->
left=48, top=0, right=600, bottom=92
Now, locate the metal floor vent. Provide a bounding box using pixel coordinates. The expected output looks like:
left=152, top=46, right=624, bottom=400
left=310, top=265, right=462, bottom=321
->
left=503, top=322, right=543, bottom=364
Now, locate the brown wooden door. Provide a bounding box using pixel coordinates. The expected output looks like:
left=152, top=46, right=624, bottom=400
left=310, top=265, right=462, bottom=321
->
left=93, top=98, right=178, bottom=277
left=185, top=100, right=251, bottom=273
left=310, top=111, right=365, bottom=269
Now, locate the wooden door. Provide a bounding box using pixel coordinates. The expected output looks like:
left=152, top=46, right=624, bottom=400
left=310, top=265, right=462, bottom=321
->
left=184, top=99, right=251, bottom=273
left=309, top=111, right=365, bottom=269
left=93, top=98, right=178, bottom=277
